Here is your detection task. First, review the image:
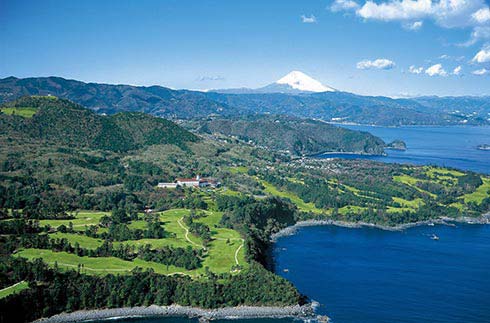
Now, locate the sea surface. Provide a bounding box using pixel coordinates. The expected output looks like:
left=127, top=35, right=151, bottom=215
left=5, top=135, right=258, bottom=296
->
left=323, top=125, right=490, bottom=174
left=90, top=126, right=490, bottom=323
left=273, top=224, right=490, bottom=323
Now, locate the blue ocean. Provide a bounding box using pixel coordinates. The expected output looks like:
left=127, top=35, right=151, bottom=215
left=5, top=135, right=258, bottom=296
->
left=274, top=224, right=490, bottom=323
left=92, top=126, right=490, bottom=323
left=324, top=125, right=490, bottom=174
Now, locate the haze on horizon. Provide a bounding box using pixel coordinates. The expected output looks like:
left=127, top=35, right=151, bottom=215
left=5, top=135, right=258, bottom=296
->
left=1, top=0, right=490, bottom=97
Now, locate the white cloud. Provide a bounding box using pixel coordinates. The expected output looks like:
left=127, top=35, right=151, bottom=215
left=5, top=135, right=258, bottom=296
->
left=357, top=58, right=396, bottom=70
left=356, top=0, right=432, bottom=21
left=425, top=63, right=448, bottom=76
left=462, top=26, right=490, bottom=46
left=472, top=68, right=490, bottom=75
left=409, top=65, right=424, bottom=74
left=472, top=7, right=490, bottom=23
left=471, top=47, right=490, bottom=63
left=438, top=54, right=465, bottom=61
left=331, top=0, right=360, bottom=12
left=453, top=65, right=463, bottom=75
left=301, top=14, right=317, bottom=23
left=334, top=0, right=490, bottom=44
left=403, top=20, right=423, bottom=30
left=356, top=0, right=485, bottom=27
left=196, top=75, right=225, bottom=82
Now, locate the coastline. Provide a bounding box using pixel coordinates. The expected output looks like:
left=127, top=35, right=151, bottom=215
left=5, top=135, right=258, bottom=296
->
left=271, top=214, right=490, bottom=241
left=34, top=304, right=323, bottom=323
left=308, top=151, right=386, bottom=158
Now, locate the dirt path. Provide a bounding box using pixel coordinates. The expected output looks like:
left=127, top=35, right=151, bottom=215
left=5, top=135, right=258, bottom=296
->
left=0, top=281, right=25, bottom=293
left=177, top=217, right=204, bottom=248
left=234, top=240, right=244, bottom=265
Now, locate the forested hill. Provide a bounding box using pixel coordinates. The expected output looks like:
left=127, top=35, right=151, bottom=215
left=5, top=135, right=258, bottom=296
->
left=0, top=96, right=198, bottom=152
left=185, top=115, right=386, bottom=156
left=1, top=76, right=490, bottom=125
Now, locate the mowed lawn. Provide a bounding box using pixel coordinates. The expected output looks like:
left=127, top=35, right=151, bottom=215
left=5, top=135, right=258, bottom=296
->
left=0, top=281, right=29, bottom=299
left=387, top=197, right=424, bottom=214
left=18, top=208, right=247, bottom=276
left=195, top=210, right=246, bottom=271
left=461, top=177, right=490, bottom=204
left=49, top=232, right=104, bottom=249
left=39, top=211, right=109, bottom=231
left=15, top=249, right=191, bottom=276
left=393, top=175, right=437, bottom=198
left=0, top=107, right=38, bottom=118
left=260, top=180, right=325, bottom=214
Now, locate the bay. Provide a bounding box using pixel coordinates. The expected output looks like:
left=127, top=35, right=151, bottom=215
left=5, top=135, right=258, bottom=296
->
left=323, top=125, right=490, bottom=174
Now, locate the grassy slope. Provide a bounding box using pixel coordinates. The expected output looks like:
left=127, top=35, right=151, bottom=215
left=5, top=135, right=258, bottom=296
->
left=393, top=174, right=437, bottom=198
left=461, top=178, right=490, bottom=204
left=0, top=107, right=38, bottom=118
left=261, top=180, right=325, bottom=214
left=0, top=281, right=29, bottom=299
left=18, top=208, right=247, bottom=276
left=39, top=211, right=108, bottom=231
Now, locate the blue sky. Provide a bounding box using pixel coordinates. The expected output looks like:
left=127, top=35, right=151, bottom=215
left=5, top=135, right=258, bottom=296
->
left=1, top=0, right=490, bottom=97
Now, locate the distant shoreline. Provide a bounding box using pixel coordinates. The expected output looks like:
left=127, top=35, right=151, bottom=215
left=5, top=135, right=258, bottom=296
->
left=34, top=304, right=322, bottom=323
left=271, top=214, right=490, bottom=241
left=307, top=151, right=386, bottom=158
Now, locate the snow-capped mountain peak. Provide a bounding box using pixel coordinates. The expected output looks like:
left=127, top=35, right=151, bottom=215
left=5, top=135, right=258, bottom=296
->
left=275, top=71, right=335, bottom=93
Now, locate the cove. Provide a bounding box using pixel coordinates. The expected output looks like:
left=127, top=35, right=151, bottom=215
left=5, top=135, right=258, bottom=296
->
left=327, top=125, right=490, bottom=174
left=273, top=223, right=490, bottom=323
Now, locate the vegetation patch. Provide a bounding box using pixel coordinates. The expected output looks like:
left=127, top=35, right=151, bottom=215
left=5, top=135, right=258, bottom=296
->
left=0, top=107, right=38, bottom=118
left=15, top=249, right=191, bottom=276
left=39, top=211, right=108, bottom=231
left=0, top=281, right=29, bottom=299
left=460, top=178, right=490, bottom=204
left=393, top=175, right=436, bottom=198
left=260, top=180, right=325, bottom=214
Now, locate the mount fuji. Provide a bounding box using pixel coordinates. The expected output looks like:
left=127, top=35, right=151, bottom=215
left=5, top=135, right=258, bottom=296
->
left=214, top=71, right=335, bottom=94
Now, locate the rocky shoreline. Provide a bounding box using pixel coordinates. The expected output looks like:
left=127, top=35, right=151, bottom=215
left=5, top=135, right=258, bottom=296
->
left=271, top=214, right=490, bottom=241
left=34, top=303, right=324, bottom=323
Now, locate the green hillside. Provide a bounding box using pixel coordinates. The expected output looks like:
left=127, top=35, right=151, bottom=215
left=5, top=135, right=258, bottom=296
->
left=186, top=115, right=386, bottom=156
left=0, top=96, right=198, bottom=152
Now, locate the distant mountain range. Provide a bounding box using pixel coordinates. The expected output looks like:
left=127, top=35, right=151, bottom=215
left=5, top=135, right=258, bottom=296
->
left=1, top=75, right=489, bottom=126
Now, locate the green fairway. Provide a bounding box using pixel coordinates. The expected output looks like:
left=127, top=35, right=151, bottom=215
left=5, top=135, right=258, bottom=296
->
left=461, top=178, right=490, bottom=204
left=340, top=183, right=380, bottom=201
left=387, top=197, right=423, bottom=213
left=49, top=232, right=104, bottom=249
left=338, top=205, right=367, bottom=215
left=228, top=166, right=248, bottom=174
left=195, top=210, right=247, bottom=271
left=15, top=249, right=192, bottom=276
left=425, top=167, right=464, bottom=178
left=393, top=175, right=437, bottom=198
left=0, top=107, right=38, bottom=118
left=19, top=208, right=247, bottom=276
left=260, top=180, right=325, bottom=214
left=39, top=211, right=109, bottom=231
left=0, top=281, right=29, bottom=299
